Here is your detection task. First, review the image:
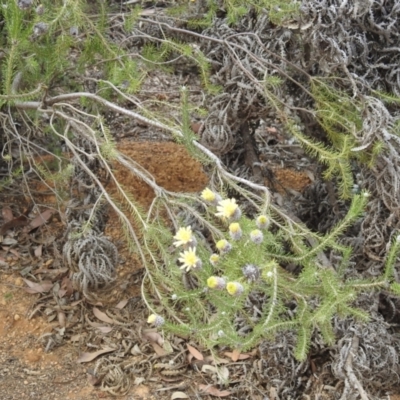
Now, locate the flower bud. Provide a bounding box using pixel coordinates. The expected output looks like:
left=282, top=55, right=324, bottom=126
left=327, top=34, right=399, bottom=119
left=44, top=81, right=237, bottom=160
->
left=250, top=229, right=263, bottom=244
left=226, top=282, right=244, bottom=296
left=256, top=215, right=270, bottom=230
left=201, top=188, right=221, bottom=206
left=18, top=0, right=32, bottom=10
left=229, top=222, right=242, bottom=240
left=147, top=314, right=165, bottom=327
left=33, top=22, right=49, bottom=36
left=216, top=239, right=232, bottom=254
left=36, top=4, right=44, bottom=15
left=207, top=276, right=226, bottom=290
left=209, top=253, right=220, bottom=266
left=242, top=264, right=260, bottom=282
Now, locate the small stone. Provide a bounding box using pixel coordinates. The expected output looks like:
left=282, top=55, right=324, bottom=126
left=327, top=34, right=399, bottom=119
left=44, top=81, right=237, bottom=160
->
left=14, top=314, right=20, bottom=321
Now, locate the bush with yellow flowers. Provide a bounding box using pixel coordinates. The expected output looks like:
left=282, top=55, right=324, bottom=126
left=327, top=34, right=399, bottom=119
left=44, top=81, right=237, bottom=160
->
left=145, top=188, right=400, bottom=361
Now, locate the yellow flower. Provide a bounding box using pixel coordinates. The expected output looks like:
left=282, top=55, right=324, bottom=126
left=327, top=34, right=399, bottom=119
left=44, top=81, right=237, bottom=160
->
left=201, top=188, right=216, bottom=202
left=256, top=215, right=270, bottom=230
left=216, top=239, right=232, bottom=254
left=173, top=226, right=195, bottom=247
left=250, top=229, right=263, bottom=244
left=147, top=314, right=165, bottom=327
left=216, top=198, right=241, bottom=220
left=229, top=222, right=242, bottom=240
left=207, top=276, right=226, bottom=290
left=226, top=282, right=244, bottom=296
left=209, top=253, right=220, bottom=266
left=178, top=247, right=202, bottom=271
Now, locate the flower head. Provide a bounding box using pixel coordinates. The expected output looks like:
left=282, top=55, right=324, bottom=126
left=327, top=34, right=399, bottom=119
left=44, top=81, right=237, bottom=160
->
left=147, top=314, right=165, bottom=327
left=209, top=253, right=220, bottom=266
left=226, top=282, right=244, bottom=296
left=256, top=215, right=270, bottom=230
left=216, top=198, right=241, bottom=221
left=229, top=222, right=242, bottom=240
left=173, top=226, right=196, bottom=248
left=178, top=247, right=202, bottom=271
left=216, top=239, right=232, bottom=254
left=250, top=229, right=263, bottom=244
left=207, top=276, right=226, bottom=290
left=201, top=188, right=221, bottom=205
left=242, top=264, right=260, bottom=282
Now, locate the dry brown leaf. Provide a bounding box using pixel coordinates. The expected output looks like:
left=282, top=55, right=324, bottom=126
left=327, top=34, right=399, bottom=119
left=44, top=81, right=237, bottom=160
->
left=142, top=329, right=164, bottom=346
left=140, top=9, right=156, bottom=15
left=77, top=346, right=116, bottom=363
left=171, top=392, right=189, bottom=399
left=34, top=245, right=42, bottom=258
left=60, top=276, right=74, bottom=297
left=2, top=206, right=13, bottom=222
left=34, top=267, right=68, bottom=276
left=23, top=278, right=53, bottom=294
left=0, top=215, right=29, bottom=235
left=187, top=344, right=204, bottom=361
left=151, top=342, right=167, bottom=356
left=115, top=299, right=129, bottom=309
left=58, top=311, right=66, bottom=328
left=205, top=355, right=230, bottom=364
left=93, top=307, right=115, bottom=324
left=70, top=334, right=83, bottom=342
left=86, top=317, right=106, bottom=328
left=229, top=349, right=240, bottom=362
left=9, top=249, right=20, bottom=258
left=198, top=384, right=232, bottom=397
left=201, top=365, right=217, bottom=374
left=224, top=350, right=251, bottom=361
left=97, top=326, right=113, bottom=334
left=27, top=209, right=53, bottom=232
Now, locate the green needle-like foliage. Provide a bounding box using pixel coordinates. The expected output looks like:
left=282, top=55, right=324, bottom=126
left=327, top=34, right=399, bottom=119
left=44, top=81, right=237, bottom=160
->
left=144, top=189, right=396, bottom=361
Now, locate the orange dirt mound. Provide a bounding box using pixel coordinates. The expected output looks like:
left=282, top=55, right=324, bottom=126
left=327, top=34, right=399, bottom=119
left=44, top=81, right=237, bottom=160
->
left=112, top=141, right=209, bottom=208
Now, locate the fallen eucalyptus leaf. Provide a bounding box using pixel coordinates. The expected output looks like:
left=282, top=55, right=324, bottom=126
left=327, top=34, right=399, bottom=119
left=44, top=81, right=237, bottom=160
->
left=93, top=307, right=114, bottom=324
left=26, top=209, right=53, bottom=232
left=2, top=238, right=18, bottom=245
left=198, top=384, right=232, bottom=397
left=187, top=344, right=204, bottom=361
left=142, top=329, right=164, bottom=346
left=96, top=326, right=113, bottom=334
left=171, top=392, right=189, bottom=399
left=151, top=342, right=167, bottom=356
left=77, top=346, right=116, bottom=363
left=23, top=278, right=53, bottom=294
left=34, top=245, right=42, bottom=258
left=115, top=298, right=129, bottom=309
